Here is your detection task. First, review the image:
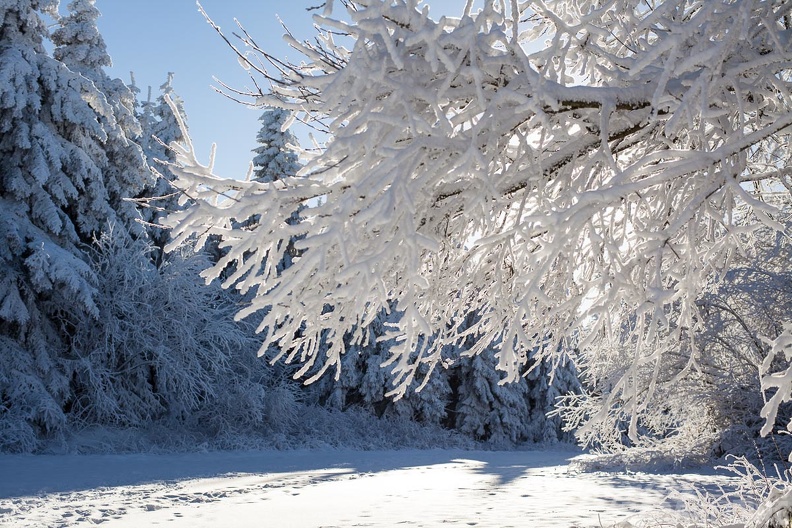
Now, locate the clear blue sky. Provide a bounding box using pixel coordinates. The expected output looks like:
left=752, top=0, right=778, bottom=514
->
left=92, top=0, right=473, bottom=179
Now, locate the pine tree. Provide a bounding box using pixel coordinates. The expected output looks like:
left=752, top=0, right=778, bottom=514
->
left=235, top=107, right=302, bottom=270
left=51, top=0, right=151, bottom=235
left=451, top=349, right=530, bottom=444
left=307, top=310, right=451, bottom=427
left=149, top=73, right=187, bottom=163
left=442, top=314, right=579, bottom=445
left=524, top=351, right=579, bottom=444
left=127, top=72, right=156, bottom=149
left=444, top=312, right=532, bottom=444
left=134, top=73, right=188, bottom=253
left=252, top=108, right=299, bottom=183
left=0, top=0, right=123, bottom=451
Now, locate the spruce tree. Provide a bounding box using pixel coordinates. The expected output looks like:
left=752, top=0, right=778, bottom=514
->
left=524, top=352, right=579, bottom=444
left=51, top=0, right=151, bottom=235
left=147, top=72, right=187, bottom=168
left=135, top=73, right=188, bottom=252
left=0, top=0, right=122, bottom=451
left=127, top=72, right=156, bottom=153
left=308, top=309, right=451, bottom=428
left=449, top=340, right=531, bottom=444
left=252, top=108, right=299, bottom=183
left=229, top=107, right=302, bottom=271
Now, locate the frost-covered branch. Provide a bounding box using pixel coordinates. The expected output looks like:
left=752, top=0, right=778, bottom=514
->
left=166, top=0, right=792, bottom=413
left=760, top=324, right=792, bottom=437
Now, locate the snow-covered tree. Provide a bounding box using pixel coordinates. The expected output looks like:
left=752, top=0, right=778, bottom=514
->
left=451, top=348, right=531, bottom=444
left=165, top=0, right=792, bottom=446
left=0, top=0, right=129, bottom=450
left=128, top=72, right=156, bottom=147
left=134, top=73, right=189, bottom=252
left=446, top=312, right=578, bottom=444
left=696, top=223, right=792, bottom=456
left=306, top=308, right=451, bottom=426
left=148, top=73, right=187, bottom=164
left=252, top=108, right=300, bottom=183
left=52, top=0, right=151, bottom=235
left=524, top=351, right=579, bottom=444
left=233, top=106, right=303, bottom=271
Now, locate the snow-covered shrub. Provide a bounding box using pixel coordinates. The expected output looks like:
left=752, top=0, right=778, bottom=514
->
left=652, top=457, right=788, bottom=528
left=67, top=231, right=278, bottom=436
left=280, top=404, right=473, bottom=451
left=558, top=329, right=725, bottom=466
left=701, top=231, right=792, bottom=459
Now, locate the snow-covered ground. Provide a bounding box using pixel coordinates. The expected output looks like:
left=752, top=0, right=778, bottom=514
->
left=0, top=448, right=739, bottom=527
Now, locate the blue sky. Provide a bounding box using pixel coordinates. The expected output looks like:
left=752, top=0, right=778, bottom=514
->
left=93, top=0, right=472, bottom=179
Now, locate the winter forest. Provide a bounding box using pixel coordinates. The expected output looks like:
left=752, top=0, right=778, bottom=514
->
left=3, top=0, right=792, bottom=526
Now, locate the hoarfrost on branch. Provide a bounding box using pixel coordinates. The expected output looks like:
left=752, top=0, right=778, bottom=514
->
left=164, top=0, right=792, bottom=425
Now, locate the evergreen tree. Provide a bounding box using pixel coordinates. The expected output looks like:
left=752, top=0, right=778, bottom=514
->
left=443, top=314, right=579, bottom=444
left=252, top=108, right=299, bottom=183
left=127, top=72, right=156, bottom=149
left=444, top=312, right=534, bottom=444
left=307, top=310, right=451, bottom=427
left=451, top=349, right=530, bottom=444
left=134, top=73, right=188, bottom=253
left=51, top=0, right=151, bottom=235
left=148, top=72, right=186, bottom=163
left=0, top=0, right=123, bottom=451
left=524, top=352, right=579, bottom=444
left=1, top=1, right=291, bottom=454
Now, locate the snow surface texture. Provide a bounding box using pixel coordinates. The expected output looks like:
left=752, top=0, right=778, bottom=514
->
left=0, top=448, right=738, bottom=527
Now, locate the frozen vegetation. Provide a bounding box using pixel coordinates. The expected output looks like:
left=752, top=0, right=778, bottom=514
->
left=2, top=0, right=792, bottom=527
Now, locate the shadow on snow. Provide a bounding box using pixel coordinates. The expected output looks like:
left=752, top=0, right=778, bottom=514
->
left=0, top=447, right=586, bottom=498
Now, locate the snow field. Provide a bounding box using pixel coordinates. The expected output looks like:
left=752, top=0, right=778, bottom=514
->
left=0, top=449, right=738, bottom=527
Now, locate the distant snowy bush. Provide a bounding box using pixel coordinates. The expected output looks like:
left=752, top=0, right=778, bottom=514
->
left=68, top=232, right=276, bottom=432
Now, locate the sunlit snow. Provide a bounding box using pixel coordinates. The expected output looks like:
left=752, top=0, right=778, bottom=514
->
left=0, top=448, right=737, bottom=527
